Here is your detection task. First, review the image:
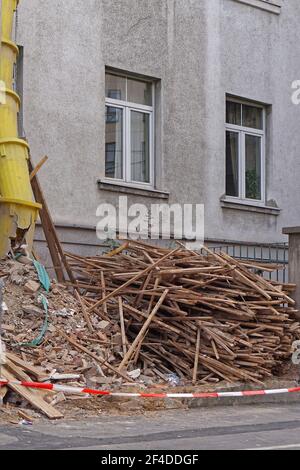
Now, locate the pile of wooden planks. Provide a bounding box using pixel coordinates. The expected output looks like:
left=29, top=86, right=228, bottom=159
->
left=1, top=352, right=63, bottom=419
left=63, top=241, right=300, bottom=386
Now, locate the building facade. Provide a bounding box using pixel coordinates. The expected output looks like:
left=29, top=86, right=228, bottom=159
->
left=16, top=0, right=300, bottom=259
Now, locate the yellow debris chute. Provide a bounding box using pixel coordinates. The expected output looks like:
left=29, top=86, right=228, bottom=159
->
left=0, top=0, right=41, bottom=257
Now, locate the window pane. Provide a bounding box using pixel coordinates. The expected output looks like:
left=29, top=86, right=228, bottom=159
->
left=242, top=105, right=263, bottom=130
left=226, top=101, right=241, bottom=125
left=226, top=131, right=239, bottom=197
left=127, top=78, right=152, bottom=106
left=245, top=134, right=262, bottom=200
left=105, top=106, right=123, bottom=179
left=105, top=74, right=126, bottom=101
left=131, top=111, right=150, bottom=183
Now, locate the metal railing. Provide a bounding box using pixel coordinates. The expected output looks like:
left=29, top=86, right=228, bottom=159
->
left=208, top=242, right=289, bottom=283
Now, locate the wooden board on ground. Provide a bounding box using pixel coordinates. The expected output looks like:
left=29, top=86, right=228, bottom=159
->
left=1, top=367, right=63, bottom=420
left=6, top=352, right=49, bottom=382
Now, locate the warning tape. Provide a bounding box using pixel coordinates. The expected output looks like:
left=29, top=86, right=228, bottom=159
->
left=1, top=379, right=300, bottom=399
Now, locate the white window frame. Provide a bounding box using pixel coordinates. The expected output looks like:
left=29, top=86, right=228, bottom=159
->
left=225, top=98, right=266, bottom=206
left=105, top=74, right=155, bottom=189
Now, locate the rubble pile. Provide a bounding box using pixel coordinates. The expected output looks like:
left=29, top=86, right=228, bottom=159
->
left=0, top=260, right=130, bottom=419
left=0, top=241, right=299, bottom=420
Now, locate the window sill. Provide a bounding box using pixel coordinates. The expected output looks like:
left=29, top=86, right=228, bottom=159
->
left=220, top=197, right=281, bottom=215
left=232, top=0, right=281, bottom=14
left=98, top=180, right=170, bottom=200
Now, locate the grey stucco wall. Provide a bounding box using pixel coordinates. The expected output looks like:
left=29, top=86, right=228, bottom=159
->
left=16, top=0, right=300, bottom=250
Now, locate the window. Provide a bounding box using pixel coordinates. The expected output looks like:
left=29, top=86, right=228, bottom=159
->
left=105, top=72, right=154, bottom=186
left=225, top=98, right=265, bottom=203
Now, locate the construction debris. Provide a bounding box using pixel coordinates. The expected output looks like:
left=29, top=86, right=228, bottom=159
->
left=0, top=241, right=299, bottom=420
left=64, top=241, right=300, bottom=387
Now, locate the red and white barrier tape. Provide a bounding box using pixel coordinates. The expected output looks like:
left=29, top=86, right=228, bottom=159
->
left=1, top=379, right=300, bottom=399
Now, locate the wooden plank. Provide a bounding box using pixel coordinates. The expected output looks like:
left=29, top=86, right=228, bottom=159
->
left=5, top=353, right=49, bottom=382
left=30, top=156, right=48, bottom=181
left=192, top=327, right=201, bottom=385
left=106, top=242, right=129, bottom=257
left=100, top=271, right=108, bottom=315
left=74, top=291, right=94, bottom=333
left=0, top=386, right=8, bottom=401
left=118, top=297, right=127, bottom=357
left=118, top=289, right=169, bottom=371
left=30, top=159, right=76, bottom=284
left=29, top=160, right=65, bottom=282
left=2, top=367, right=63, bottom=420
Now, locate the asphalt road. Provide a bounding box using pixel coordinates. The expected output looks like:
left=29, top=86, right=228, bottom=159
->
left=1, top=403, right=300, bottom=450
